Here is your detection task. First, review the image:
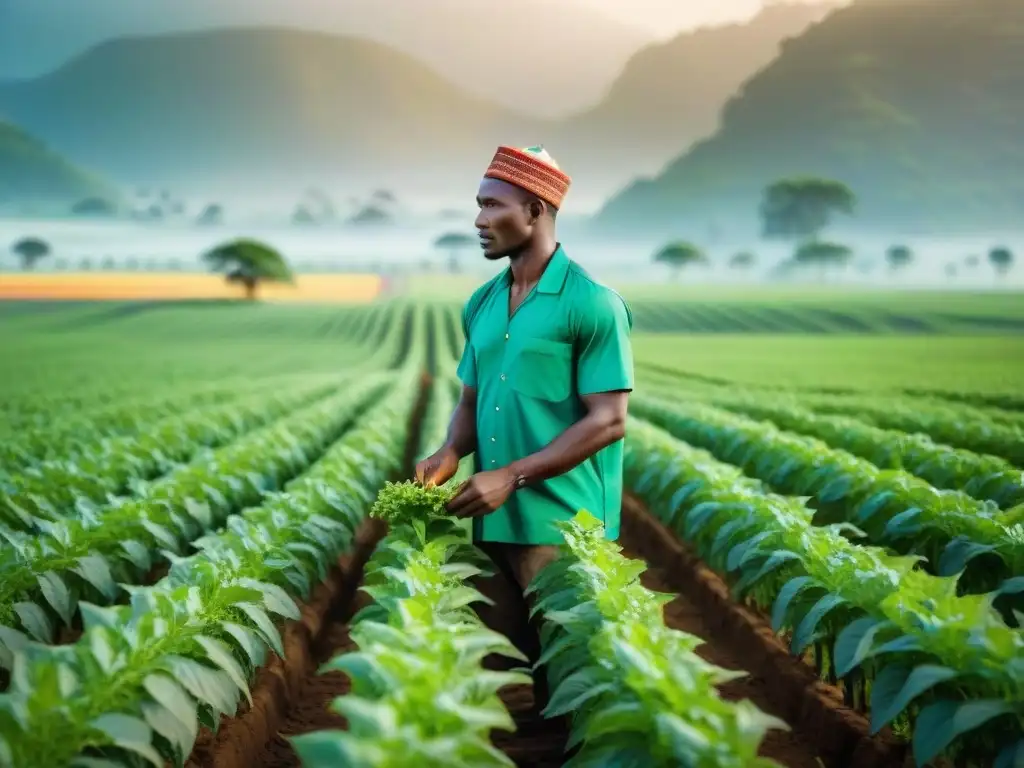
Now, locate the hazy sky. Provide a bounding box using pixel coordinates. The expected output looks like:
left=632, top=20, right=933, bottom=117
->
left=580, top=0, right=840, bottom=38
left=0, top=0, right=842, bottom=76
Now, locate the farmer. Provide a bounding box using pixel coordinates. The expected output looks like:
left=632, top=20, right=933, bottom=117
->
left=414, top=144, right=634, bottom=720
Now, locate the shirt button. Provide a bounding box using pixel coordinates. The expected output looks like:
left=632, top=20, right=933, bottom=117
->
left=500, top=373, right=506, bottom=381
left=495, top=406, right=500, bottom=411
left=490, top=437, right=496, bottom=442
left=505, top=333, right=509, bottom=340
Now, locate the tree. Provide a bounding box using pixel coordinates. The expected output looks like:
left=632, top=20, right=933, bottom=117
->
left=11, top=237, right=50, bottom=270
left=729, top=251, right=756, bottom=269
left=653, top=241, right=706, bottom=279
left=196, top=203, right=223, bottom=226
left=793, top=240, right=852, bottom=282
left=71, top=197, right=117, bottom=217
left=759, top=177, right=855, bottom=243
left=202, top=238, right=294, bottom=301
left=886, top=244, right=913, bottom=271
left=434, top=232, right=475, bottom=273
left=964, top=255, right=980, bottom=268
left=989, top=246, right=1014, bottom=277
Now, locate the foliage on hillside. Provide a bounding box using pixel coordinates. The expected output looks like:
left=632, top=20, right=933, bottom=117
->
left=596, top=0, right=1024, bottom=234
left=0, top=121, right=112, bottom=206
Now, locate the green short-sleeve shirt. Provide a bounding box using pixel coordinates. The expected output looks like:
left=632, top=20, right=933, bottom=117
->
left=456, top=244, right=634, bottom=545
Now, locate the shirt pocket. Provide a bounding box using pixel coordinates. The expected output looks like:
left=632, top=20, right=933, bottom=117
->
left=511, top=337, right=573, bottom=402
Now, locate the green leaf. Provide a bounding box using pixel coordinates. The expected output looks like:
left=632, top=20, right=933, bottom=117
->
left=289, top=730, right=362, bottom=766
left=165, top=655, right=238, bottom=716
left=220, top=621, right=267, bottom=667
left=912, top=699, right=1014, bottom=765
left=791, top=593, right=847, bottom=655
left=36, top=572, right=73, bottom=626
left=13, top=601, right=53, bottom=643
left=196, top=636, right=252, bottom=705
left=119, top=539, right=152, bottom=572
left=143, top=674, right=198, bottom=746
left=79, top=602, right=123, bottom=633
left=937, top=538, right=997, bottom=576
left=834, top=616, right=895, bottom=677
left=141, top=700, right=192, bottom=766
left=870, top=664, right=960, bottom=734
left=72, top=554, right=117, bottom=600
left=543, top=667, right=605, bottom=717
left=238, top=578, right=300, bottom=620
left=237, top=602, right=284, bottom=657
left=89, top=629, right=115, bottom=674
left=994, top=738, right=1024, bottom=768
left=89, top=713, right=163, bottom=767
left=771, top=576, right=813, bottom=633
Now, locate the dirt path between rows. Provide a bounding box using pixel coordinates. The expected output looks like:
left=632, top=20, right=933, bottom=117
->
left=620, top=493, right=907, bottom=768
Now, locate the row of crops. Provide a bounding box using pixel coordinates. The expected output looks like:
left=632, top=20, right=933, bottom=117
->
left=629, top=300, right=1024, bottom=335
left=0, top=298, right=1021, bottom=767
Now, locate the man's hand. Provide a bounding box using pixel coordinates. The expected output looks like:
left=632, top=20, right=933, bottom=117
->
left=446, top=467, right=519, bottom=519
left=414, top=445, right=461, bottom=488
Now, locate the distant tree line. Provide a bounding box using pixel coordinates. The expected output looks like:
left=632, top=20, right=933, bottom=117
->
left=650, top=176, right=1016, bottom=282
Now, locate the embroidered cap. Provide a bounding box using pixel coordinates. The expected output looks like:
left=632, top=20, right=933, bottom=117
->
left=483, top=145, right=571, bottom=209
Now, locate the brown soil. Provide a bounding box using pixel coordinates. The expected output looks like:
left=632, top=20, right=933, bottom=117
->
left=620, top=493, right=908, bottom=768
left=247, top=538, right=568, bottom=768
left=185, top=518, right=385, bottom=768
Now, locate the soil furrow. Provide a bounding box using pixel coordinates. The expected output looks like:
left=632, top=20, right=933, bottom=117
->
left=619, top=493, right=908, bottom=768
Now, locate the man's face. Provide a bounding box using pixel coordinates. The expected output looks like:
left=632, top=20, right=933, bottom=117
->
left=474, top=178, right=534, bottom=261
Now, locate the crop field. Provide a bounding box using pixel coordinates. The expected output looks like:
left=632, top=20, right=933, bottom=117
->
left=0, top=297, right=1021, bottom=768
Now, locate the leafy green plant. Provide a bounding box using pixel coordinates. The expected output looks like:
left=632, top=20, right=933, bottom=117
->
left=294, top=378, right=523, bottom=767
left=630, top=394, right=1024, bottom=595
left=0, top=378, right=342, bottom=532
left=0, top=377, right=414, bottom=767
left=0, top=376, right=390, bottom=657
left=624, top=416, right=1024, bottom=767
left=529, top=510, right=788, bottom=767
left=644, top=381, right=1024, bottom=510
left=293, top=517, right=525, bottom=768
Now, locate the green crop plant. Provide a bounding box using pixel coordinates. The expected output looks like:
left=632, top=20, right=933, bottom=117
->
left=0, top=376, right=391, bottom=657
left=0, top=377, right=344, bottom=532
left=0, top=376, right=414, bottom=767
left=294, top=497, right=525, bottom=767
left=644, top=381, right=1024, bottom=510
left=528, top=509, right=788, bottom=767
left=630, top=394, right=1024, bottom=595
left=624, top=416, right=1024, bottom=767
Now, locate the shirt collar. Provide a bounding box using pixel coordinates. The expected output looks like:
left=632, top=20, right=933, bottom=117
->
left=503, top=243, right=569, bottom=295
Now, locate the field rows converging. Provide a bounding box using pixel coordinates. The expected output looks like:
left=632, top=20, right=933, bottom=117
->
left=0, top=298, right=1021, bottom=768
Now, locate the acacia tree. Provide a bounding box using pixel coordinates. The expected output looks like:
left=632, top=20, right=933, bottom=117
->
left=202, top=238, right=293, bottom=301
left=653, top=241, right=706, bottom=280
left=759, top=177, right=855, bottom=244
left=11, top=237, right=51, bottom=270
left=794, top=241, right=852, bottom=283
left=989, top=246, right=1014, bottom=277
left=434, top=232, right=475, bottom=273
left=886, top=245, right=913, bottom=271
left=729, top=251, right=756, bottom=270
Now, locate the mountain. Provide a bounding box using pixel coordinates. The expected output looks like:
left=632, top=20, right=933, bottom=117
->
left=0, top=28, right=553, bottom=202
left=0, top=0, right=652, bottom=118
left=551, top=3, right=835, bottom=201
left=594, top=0, right=1024, bottom=236
left=0, top=121, right=114, bottom=207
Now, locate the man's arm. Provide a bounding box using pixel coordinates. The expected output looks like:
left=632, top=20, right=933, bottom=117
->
left=506, top=391, right=627, bottom=485
left=444, top=391, right=628, bottom=518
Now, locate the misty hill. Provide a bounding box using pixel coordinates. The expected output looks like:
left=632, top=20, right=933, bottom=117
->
left=0, top=0, right=651, bottom=118
left=0, top=120, right=112, bottom=206
left=0, top=28, right=552, bottom=200
left=552, top=2, right=835, bottom=197
left=595, top=0, right=1024, bottom=236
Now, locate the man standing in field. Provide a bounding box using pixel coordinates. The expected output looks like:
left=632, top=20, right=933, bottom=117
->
left=415, top=144, right=634, bottom=720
